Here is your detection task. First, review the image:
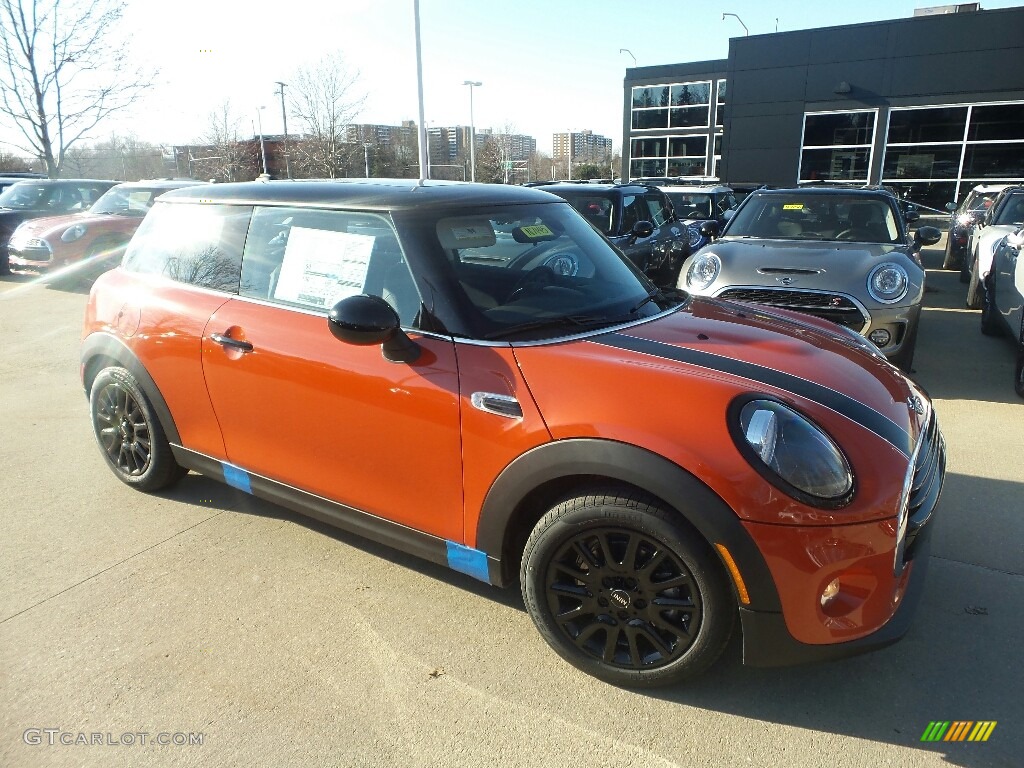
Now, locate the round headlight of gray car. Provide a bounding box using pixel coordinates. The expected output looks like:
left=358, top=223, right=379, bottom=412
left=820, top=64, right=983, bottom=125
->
left=61, top=224, right=87, bottom=242
left=867, top=262, right=909, bottom=304
left=736, top=399, right=854, bottom=505
left=685, top=251, right=720, bottom=291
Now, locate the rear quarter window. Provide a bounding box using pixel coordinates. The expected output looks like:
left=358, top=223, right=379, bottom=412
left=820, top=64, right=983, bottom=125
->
left=123, top=202, right=251, bottom=292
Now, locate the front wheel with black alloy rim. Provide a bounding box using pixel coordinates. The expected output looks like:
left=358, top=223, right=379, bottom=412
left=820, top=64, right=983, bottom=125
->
left=89, top=366, right=188, bottom=491
left=979, top=275, right=1003, bottom=337
left=1016, top=335, right=1024, bottom=399
left=941, top=237, right=962, bottom=270
left=520, top=490, right=735, bottom=687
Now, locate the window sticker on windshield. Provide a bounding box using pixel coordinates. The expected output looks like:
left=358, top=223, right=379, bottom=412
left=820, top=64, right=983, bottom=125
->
left=519, top=224, right=553, bottom=239
left=274, top=227, right=374, bottom=308
left=452, top=225, right=490, bottom=241
left=783, top=204, right=804, bottom=210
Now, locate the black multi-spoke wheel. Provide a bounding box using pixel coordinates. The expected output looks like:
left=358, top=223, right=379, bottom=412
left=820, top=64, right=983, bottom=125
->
left=521, top=490, right=734, bottom=687
left=89, top=367, right=187, bottom=491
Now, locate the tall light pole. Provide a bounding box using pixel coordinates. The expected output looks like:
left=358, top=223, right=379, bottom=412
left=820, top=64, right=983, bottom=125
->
left=566, top=131, right=573, bottom=181
left=275, top=81, right=291, bottom=179
left=462, top=80, right=482, bottom=182
left=364, top=142, right=372, bottom=177
left=414, top=0, right=428, bottom=181
left=256, top=106, right=268, bottom=176
left=722, top=12, right=749, bottom=36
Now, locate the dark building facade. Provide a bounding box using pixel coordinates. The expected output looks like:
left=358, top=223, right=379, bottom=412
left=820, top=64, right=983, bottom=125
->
left=623, top=5, right=1024, bottom=209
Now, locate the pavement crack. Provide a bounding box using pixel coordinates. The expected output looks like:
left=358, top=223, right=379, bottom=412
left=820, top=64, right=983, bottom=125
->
left=931, top=554, right=1023, bottom=577
left=0, top=510, right=226, bottom=625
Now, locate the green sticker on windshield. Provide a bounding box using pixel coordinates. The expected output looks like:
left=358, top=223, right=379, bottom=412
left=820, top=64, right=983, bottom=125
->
left=783, top=203, right=804, bottom=210
left=520, top=224, right=554, bottom=238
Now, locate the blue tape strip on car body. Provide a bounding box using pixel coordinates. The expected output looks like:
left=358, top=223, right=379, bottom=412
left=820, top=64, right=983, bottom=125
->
left=446, top=541, right=491, bottom=584
left=222, top=463, right=252, bottom=494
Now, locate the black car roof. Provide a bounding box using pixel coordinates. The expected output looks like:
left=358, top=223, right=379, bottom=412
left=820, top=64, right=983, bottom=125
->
left=531, top=182, right=657, bottom=195
left=754, top=187, right=893, bottom=198
left=159, top=179, right=564, bottom=210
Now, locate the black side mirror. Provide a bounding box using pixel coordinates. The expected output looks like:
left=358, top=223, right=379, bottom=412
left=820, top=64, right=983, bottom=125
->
left=328, top=294, right=420, bottom=364
left=629, top=220, right=655, bottom=243
left=944, top=202, right=957, bottom=213
left=905, top=210, right=920, bottom=224
left=699, top=220, right=720, bottom=238
left=914, top=226, right=942, bottom=248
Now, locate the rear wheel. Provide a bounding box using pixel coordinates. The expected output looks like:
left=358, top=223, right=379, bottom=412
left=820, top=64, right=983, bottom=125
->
left=980, top=274, right=1003, bottom=337
left=520, top=489, right=735, bottom=687
left=89, top=366, right=187, bottom=491
left=965, top=256, right=983, bottom=309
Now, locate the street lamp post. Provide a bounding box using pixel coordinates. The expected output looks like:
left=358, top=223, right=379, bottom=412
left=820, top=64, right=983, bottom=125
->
left=363, top=143, right=372, bottom=178
left=566, top=131, right=573, bottom=181
left=463, top=80, right=482, bottom=182
left=256, top=107, right=268, bottom=176
left=275, top=81, right=291, bottom=179
left=722, top=12, right=749, bottom=36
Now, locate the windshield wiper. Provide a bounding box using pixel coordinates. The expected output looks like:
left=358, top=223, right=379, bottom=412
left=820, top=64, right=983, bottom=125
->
left=628, top=287, right=687, bottom=314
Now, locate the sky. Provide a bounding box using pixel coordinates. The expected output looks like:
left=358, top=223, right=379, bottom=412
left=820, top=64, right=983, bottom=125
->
left=5, top=0, right=1024, bottom=157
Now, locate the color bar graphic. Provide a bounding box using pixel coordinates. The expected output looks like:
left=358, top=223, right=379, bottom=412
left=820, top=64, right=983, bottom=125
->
left=920, top=721, right=996, bottom=742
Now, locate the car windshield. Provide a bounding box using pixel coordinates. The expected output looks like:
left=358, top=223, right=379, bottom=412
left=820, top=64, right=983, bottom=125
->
left=0, top=183, right=49, bottom=209
left=993, top=193, right=1024, bottom=225
left=90, top=186, right=161, bottom=216
left=961, top=191, right=998, bottom=214
left=409, top=202, right=682, bottom=341
left=724, top=193, right=902, bottom=244
left=547, top=192, right=617, bottom=235
left=665, top=192, right=712, bottom=219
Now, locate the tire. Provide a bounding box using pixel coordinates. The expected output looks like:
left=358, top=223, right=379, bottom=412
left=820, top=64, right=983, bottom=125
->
left=965, top=256, right=983, bottom=309
left=1015, top=342, right=1024, bottom=400
left=959, top=253, right=972, bottom=284
left=890, top=319, right=919, bottom=373
left=941, top=237, right=961, bottom=270
left=520, top=489, right=735, bottom=688
left=979, top=274, right=1002, bottom=337
left=89, top=366, right=187, bottom=492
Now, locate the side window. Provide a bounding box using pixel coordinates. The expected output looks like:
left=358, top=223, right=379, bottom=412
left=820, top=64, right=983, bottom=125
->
left=123, top=202, right=250, bottom=292
left=620, top=195, right=643, bottom=231
left=644, top=194, right=669, bottom=227
left=239, top=207, right=421, bottom=326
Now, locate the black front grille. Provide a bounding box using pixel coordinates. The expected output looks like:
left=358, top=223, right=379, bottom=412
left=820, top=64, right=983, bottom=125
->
left=903, top=413, right=945, bottom=562
left=718, top=288, right=867, bottom=330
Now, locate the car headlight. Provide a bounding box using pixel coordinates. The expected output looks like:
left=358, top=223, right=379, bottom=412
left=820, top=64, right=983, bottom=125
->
left=866, top=262, right=909, bottom=304
left=686, top=222, right=703, bottom=249
left=685, top=251, right=720, bottom=290
left=61, top=224, right=87, bottom=242
left=736, top=399, right=853, bottom=505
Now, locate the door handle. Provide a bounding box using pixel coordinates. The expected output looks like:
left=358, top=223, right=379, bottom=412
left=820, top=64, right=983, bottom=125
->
left=211, top=333, right=254, bottom=352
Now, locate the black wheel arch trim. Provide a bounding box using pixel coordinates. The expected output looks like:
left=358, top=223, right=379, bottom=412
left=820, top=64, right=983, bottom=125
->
left=81, top=332, right=181, bottom=445
left=475, top=437, right=782, bottom=611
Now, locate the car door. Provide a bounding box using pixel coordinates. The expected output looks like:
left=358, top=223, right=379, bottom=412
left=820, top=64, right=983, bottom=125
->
left=200, top=206, right=465, bottom=542
left=995, top=231, right=1024, bottom=334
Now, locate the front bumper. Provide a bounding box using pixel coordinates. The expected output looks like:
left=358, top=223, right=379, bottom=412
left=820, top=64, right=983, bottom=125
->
left=739, top=526, right=933, bottom=666
left=8, top=246, right=54, bottom=271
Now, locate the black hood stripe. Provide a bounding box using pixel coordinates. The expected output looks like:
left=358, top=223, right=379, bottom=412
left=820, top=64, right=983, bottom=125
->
left=593, top=332, right=912, bottom=458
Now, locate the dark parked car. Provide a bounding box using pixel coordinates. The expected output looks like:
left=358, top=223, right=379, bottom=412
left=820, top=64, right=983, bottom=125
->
left=532, top=182, right=690, bottom=286
left=657, top=183, right=737, bottom=254
left=0, top=178, right=116, bottom=273
left=980, top=225, right=1024, bottom=397
left=941, top=183, right=1007, bottom=271
left=963, top=185, right=1024, bottom=309
left=676, top=186, right=942, bottom=371
left=81, top=179, right=943, bottom=687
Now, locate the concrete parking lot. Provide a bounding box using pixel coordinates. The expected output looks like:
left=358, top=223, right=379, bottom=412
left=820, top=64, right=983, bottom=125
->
left=1, top=242, right=1021, bottom=768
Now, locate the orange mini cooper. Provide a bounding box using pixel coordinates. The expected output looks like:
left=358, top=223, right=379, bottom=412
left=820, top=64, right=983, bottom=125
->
left=81, top=180, right=945, bottom=687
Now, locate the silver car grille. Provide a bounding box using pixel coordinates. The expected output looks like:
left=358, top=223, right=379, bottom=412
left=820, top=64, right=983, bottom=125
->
left=716, top=287, right=870, bottom=332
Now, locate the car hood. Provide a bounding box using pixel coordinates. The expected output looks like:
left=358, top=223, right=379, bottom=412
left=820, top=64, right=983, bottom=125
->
left=515, top=296, right=928, bottom=453
left=681, top=238, right=923, bottom=300
left=10, top=210, right=123, bottom=239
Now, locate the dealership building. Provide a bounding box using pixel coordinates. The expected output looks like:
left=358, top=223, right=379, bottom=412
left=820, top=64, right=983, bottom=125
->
left=621, top=4, right=1024, bottom=209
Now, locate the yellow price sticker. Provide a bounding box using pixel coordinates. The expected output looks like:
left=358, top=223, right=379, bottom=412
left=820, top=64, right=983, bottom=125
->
left=783, top=203, right=804, bottom=210
left=520, top=224, right=554, bottom=238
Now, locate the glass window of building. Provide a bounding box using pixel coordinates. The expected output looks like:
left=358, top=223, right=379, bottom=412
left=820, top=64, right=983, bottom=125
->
left=715, top=79, right=727, bottom=127
left=799, top=110, right=876, bottom=183
left=882, top=101, right=1024, bottom=210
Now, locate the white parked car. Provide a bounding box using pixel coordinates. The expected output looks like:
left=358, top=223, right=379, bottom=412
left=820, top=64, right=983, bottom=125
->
left=964, top=185, right=1024, bottom=309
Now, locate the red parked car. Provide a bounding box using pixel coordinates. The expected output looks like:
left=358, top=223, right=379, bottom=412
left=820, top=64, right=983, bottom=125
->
left=81, top=180, right=945, bottom=687
left=8, top=179, right=205, bottom=276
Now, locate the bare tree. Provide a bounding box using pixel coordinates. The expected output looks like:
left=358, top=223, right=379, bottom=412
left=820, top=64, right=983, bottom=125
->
left=0, top=0, right=151, bottom=178
left=189, top=102, right=260, bottom=182
left=60, top=133, right=164, bottom=180
left=288, top=53, right=364, bottom=178
left=0, top=148, right=33, bottom=172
